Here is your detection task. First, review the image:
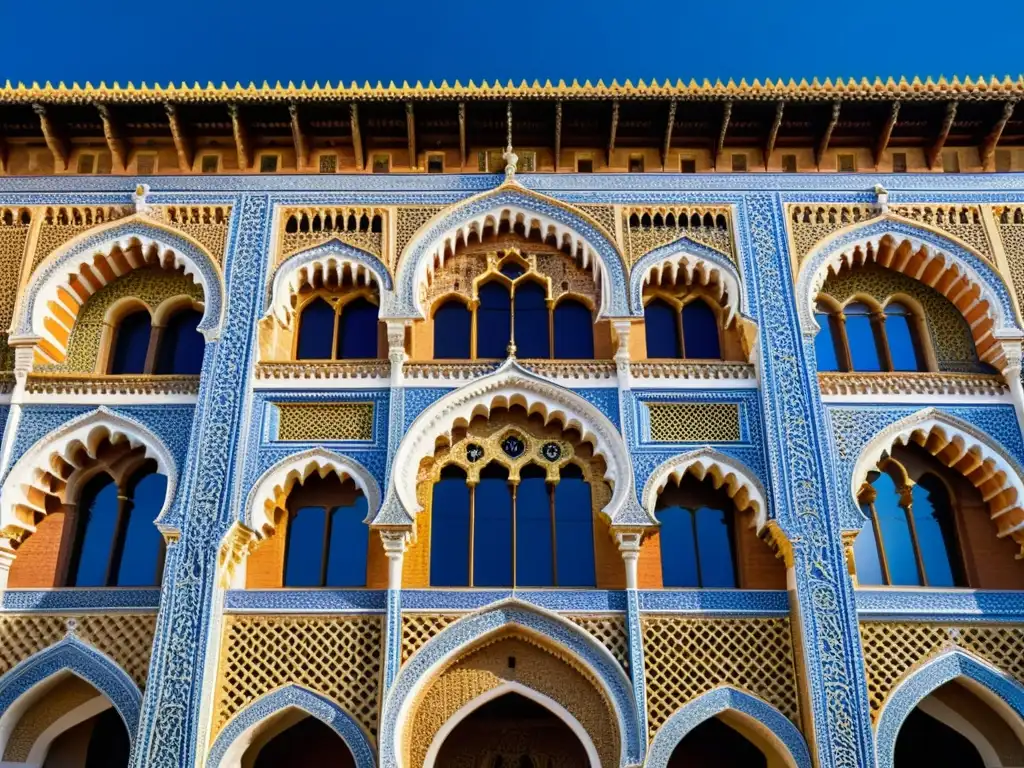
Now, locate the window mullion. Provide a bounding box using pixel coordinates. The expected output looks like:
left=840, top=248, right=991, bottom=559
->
left=836, top=313, right=855, bottom=372
left=320, top=506, right=333, bottom=587
left=468, top=484, right=476, bottom=587
left=332, top=303, right=342, bottom=361
left=875, top=313, right=895, bottom=372
left=511, top=479, right=518, bottom=587
left=901, top=487, right=929, bottom=587
left=106, top=488, right=131, bottom=587
left=690, top=509, right=703, bottom=587
left=868, top=502, right=893, bottom=586
left=676, top=308, right=685, bottom=358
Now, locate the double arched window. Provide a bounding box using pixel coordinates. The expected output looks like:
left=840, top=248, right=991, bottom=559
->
left=295, top=290, right=380, bottom=360
left=67, top=463, right=167, bottom=587
left=855, top=451, right=965, bottom=588
left=654, top=473, right=738, bottom=588
left=429, top=434, right=597, bottom=588
left=815, top=296, right=928, bottom=373
left=282, top=473, right=370, bottom=587
left=643, top=296, right=723, bottom=360
left=432, top=254, right=595, bottom=360
left=107, top=299, right=205, bottom=375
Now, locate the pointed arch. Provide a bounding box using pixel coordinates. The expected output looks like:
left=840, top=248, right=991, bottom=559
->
left=207, top=684, right=376, bottom=768
left=388, top=182, right=630, bottom=318
left=851, top=408, right=1024, bottom=556
left=15, top=216, right=226, bottom=363
left=243, top=447, right=381, bottom=538
left=0, top=407, right=177, bottom=543
left=264, top=238, right=392, bottom=325
left=422, top=681, right=601, bottom=768
left=797, top=216, right=1023, bottom=369
left=630, top=236, right=747, bottom=324
left=0, top=636, right=142, bottom=758
left=380, top=599, right=643, bottom=768
left=645, top=686, right=811, bottom=768
left=875, top=649, right=1024, bottom=768
left=642, top=448, right=770, bottom=531
left=371, top=358, right=649, bottom=528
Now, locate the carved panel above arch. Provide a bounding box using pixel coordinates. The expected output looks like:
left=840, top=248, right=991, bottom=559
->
left=32, top=206, right=134, bottom=270
left=623, top=205, right=734, bottom=267
left=276, top=206, right=387, bottom=268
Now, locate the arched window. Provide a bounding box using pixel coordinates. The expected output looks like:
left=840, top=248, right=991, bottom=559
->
left=477, top=281, right=513, bottom=359
left=283, top=473, right=370, bottom=588
left=844, top=302, right=883, bottom=371
left=433, top=299, right=472, bottom=359
left=645, top=298, right=682, bottom=359
left=514, top=280, right=550, bottom=359
left=67, top=465, right=167, bottom=587
left=429, top=454, right=596, bottom=588
left=154, top=307, right=205, bottom=374
left=108, top=308, right=152, bottom=374
left=249, top=715, right=356, bottom=768
left=681, top=299, right=721, bottom=359
left=294, top=293, right=380, bottom=361
left=666, top=716, right=768, bottom=767
left=856, top=459, right=965, bottom=588
left=655, top=474, right=738, bottom=588
left=553, top=299, right=595, bottom=359
left=885, top=302, right=925, bottom=372
left=814, top=301, right=842, bottom=372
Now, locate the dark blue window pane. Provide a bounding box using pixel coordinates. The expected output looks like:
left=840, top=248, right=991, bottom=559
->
left=912, top=475, right=959, bottom=587
left=845, top=303, right=882, bottom=372
left=553, top=300, right=594, bottom=359
left=854, top=507, right=885, bottom=586
left=682, top=300, right=721, bottom=359
left=814, top=309, right=841, bottom=372
left=473, top=463, right=513, bottom=587
left=500, top=262, right=525, bottom=280
left=109, top=310, right=152, bottom=374
left=337, top=297, right=379, bottom=359
left=515, top=465, right=553, bottom=587
left=885, top=305, right=923, bottom=372
left=430, top=467, right=471, bottom=586
left=326, top=495, right=369, bottom=587
left=695, top=507, right=736, bottom=587
left=477, top=282, right=511, bottom=359
left=296, top=297, right=335, bottom=360
left=873, top=472, right=920, bottom=586
left=657, top=507, right=699, bottom=587
left=553, top=465, right=596, bottom=587
left=70, top=474, right=119, bottom=587
left=433, top=300, right=472, bottom=359
left=514, top=281, right=550, bottom=358
left=155, top=309, right=204, bottom=375
left=115, top=471, right=166, bottom=586
left=645, top=299, right=681, bottom=359
left=284, top=507, right=326, bottom=587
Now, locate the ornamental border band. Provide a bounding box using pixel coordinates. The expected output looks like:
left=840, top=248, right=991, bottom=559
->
left=1, top=76, right=1024, bottom=767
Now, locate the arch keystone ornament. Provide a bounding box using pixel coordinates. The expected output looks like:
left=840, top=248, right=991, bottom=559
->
left=264, top=238, right=393, bottom=325
left=207, top=684, right=376, bottom=768
left=369, top=357, right=652, bottom=530
left=13, top=214, right=227, bottom=364
left=380, top=598, right=644, bottom=768
left=797, top=215, right=1024, bottom=370
left=875, top=649, right=1024, bottom=768
left=0, top=407, right=178, bottom=569
left=851, top=407, right=1024, bottom=556
left=645, top=686, right=812, bottom=768
left=385, top=179, right=630, bottom=319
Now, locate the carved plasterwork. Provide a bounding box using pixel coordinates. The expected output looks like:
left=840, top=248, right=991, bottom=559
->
left=890, top=205, right=993, bottom=264
left=32, top=205, right=134, bottom=270
left=156, top=205, right=231, bottom=266
left=623, top=206, right=734, bottom=266
left=787, top=204, right=879, bottom=263
left=817, top=371, right=1007, bottom=397
left=277, top=206, right=386, bottom=266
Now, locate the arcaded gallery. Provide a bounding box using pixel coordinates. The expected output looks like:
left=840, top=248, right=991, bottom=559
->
left=0, top=77, right=1023, bottom=767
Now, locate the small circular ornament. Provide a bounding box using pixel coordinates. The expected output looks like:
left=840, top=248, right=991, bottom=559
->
left=501, top=434, right=526, bottom=458
left=542, top=442, right=562, bottom=461
left=466, top=443, right=485, bottom=463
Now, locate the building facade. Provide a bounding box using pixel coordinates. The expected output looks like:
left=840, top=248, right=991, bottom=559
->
left=0, top=78, right=1022, bottom=767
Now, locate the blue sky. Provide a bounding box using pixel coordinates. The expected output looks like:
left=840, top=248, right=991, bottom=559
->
left=2, top=0, right=1022, bottom=84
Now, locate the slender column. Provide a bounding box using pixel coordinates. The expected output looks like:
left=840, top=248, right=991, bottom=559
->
left=615, top=530, right=647, bottom=761
left=130, top=194, right=272, bottom=768
left=379, top=529, right=410, bottom=692
left=999, top=338, right=1024, bottom=437
left=746, top=194, right=876, bottom=768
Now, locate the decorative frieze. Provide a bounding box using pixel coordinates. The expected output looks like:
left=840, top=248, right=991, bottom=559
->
left=25, top=373, right=201, bottom=397
left=818, top=371, right=1007, bottom=397
left=623, top=205, right=734, bottom=266
left=277, top=206, right=386, bottom=267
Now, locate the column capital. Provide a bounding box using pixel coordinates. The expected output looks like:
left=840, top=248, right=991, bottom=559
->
left=378, top=527, right=411, bottom=590
left=385, top=319, right=408, bottom=384
left=613, top=528, right=644, bottom=589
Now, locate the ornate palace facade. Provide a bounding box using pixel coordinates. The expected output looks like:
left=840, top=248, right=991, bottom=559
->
left=0, top=78, right=1023, bottom=767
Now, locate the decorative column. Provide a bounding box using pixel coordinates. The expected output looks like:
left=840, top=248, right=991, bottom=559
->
left=379, top=529, right=410, bottom=692
left=130, top=194, right=272, bottom=768
left=615, top=529, right=647, bottom=765
left=746, top=195, right=876, bottom=768
left=997, top=336, right=1024, bottom=437
left=0, top=342, right=38, bottom=592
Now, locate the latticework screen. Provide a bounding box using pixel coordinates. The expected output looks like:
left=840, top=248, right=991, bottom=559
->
left=566, top=614, right=630, bottom=670
left=643, top=616, right=799, bottom=737
left=401, top=613, right=461, bottom=664
left=0, top=614, right=157, bottom=688
left=859, top=621, right=1024, bottom=719
left=645, top=402, right=741, bottom=442
left=275, top=402, right=374, bottom=441
left=214, top=615, right=382, bottom=738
